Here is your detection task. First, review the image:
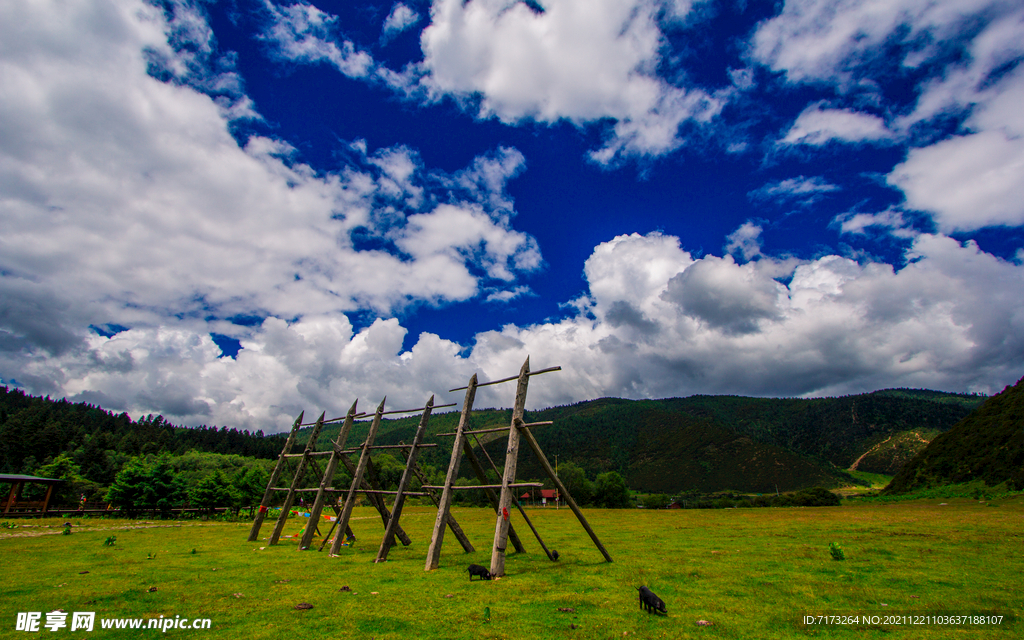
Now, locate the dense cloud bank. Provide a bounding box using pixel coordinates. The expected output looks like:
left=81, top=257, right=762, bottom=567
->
left=2, top=0, right=1023, bottom=431
left=7, top=230, right=1022, bottom=431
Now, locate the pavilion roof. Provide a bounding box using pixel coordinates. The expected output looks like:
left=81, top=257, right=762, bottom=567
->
left=0, top=474, right=64, bottom=484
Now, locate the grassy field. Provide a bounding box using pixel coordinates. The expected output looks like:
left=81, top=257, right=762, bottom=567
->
left=2, top=499, right=1021, bottom=639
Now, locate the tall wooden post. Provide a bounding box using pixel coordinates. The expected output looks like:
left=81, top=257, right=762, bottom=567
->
left=375, top=396, right=433, bottom=562
left=299, top=401, right=358, bottom=550
left=41, top=483, right=55, bottom=517
left=464, top=440, right=526, bottom=554
left=473, top=432, right=555, bottom=560
left=3, top=481, right=18, bottom=514
left=490, top=357, right=531, bottom=577
left=248, top=412, right=303, bottom=541
left=330, top=398, right=385, bottom=555
left=425, top=376, right=477, bottom=570
left=269, top=412, right=325, bottom=545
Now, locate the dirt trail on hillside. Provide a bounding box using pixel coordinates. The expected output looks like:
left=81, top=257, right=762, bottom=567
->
left=848, top=436, right=893, bottom=471
left=848, top=431, right=930, bottom=472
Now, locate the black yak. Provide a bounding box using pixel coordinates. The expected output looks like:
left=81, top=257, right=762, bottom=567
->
left=467, top=564, right=492, bottom=581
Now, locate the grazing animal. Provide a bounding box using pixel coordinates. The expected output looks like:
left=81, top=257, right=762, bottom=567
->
left=637, top=586, right=667, bottom=615
left=467, top=564, right=492, bottom=581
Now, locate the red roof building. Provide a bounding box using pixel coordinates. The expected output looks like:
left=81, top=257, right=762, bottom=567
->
left=519, top=489, right=561, bottom=505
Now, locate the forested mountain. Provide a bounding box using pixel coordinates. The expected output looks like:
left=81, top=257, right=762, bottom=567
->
left=885, top=377, right=1024, bottom=493
left=0, top=386, right=284, bottom=485
left=306, top=388, right=983, bottom=495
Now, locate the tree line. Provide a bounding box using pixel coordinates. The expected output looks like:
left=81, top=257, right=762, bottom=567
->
left=0, top=386, right=286, bottom=484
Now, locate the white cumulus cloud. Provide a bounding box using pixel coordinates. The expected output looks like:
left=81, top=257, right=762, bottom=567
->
left=749, top=0, right=1004, bottom=86
left=888, top=7, right=1024, bottom=231
left=780, top=103, right=892, bottom=146
left=382, top=3, right=421, bottom=42
left=418, top=0, right=722, bottom=163
left=259, top=0, right=374, bottom=77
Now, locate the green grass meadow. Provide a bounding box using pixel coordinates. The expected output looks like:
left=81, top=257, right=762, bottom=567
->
left=2, top=500, right=1021, bottom=639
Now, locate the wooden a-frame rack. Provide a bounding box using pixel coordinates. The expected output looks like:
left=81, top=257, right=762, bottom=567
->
left=425, top=356, right=612, bottom=577
left=246, top=396, right=471, bottom=562
left=247, top=356, right=612, bottom=577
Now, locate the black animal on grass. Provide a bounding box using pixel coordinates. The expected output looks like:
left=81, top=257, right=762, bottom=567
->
left=467, top=564, right=492, bottom=581
left=637, top=586, right=667, bottom=614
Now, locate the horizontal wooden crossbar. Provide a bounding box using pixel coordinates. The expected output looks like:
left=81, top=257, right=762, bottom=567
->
left=337, top=443, right=438, bottom=455
left=378, top=402, right=457, bottom=417
left=299, top=401, right=458, bottom=426
left=285, top=443, right=438, bottom=458
left=356, top=490, right=430, bottom=496
left=301, top=413, right=369, bottom=427
left=448, top=366, right=561, bottom=392
left=319, top=412, right=369, bottom=425
left=420, top=482, right=544, bottom=490
left=435, top=421, right=553, bottom=437
left=271, top=487, right=429, bottom=496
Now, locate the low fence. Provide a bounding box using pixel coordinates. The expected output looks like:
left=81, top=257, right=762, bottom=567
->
left=2, top=506, right=235, bottom=520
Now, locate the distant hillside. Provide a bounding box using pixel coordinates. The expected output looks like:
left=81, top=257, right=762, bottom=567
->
left=2, top=382, right=986, bottom=497
left=885, top=377, right=1024, bottom=494
left=511, top=404, right=845, bottom=494
left=300, top=388, right=984, bottom=495
left=656, top=390, right=981, bottom=469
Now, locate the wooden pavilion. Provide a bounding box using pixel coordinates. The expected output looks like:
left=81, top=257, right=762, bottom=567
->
left=1, top=474, right=64, bottom=517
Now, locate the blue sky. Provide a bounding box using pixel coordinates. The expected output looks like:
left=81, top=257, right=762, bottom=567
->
left=2, top=0, right=1023, bottom=431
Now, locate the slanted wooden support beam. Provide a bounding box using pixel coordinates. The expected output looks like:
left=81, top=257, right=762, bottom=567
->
left=473, top=432, right=557, bottom=562
left=463, top=435, right=526, bottom=554
left=376, top=396, right=434, bottom=563
left=400, top=445, right=474, bottom=554
left=248, top=412, right=303, bottom=542
left=270, top=412, right=326, bottom=545
left=283, top=451, right=335, bottom=458
left=425, top=375, right=477, bottom=571
left=365, top=457, right=408, bottom=547
left=299, top=400, right=358, bottom=551
left=330, top=399, right=385, bottom=555
left=317, top=454, right=411, bottom=549
left=519, top=422, right=613, bottom=563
